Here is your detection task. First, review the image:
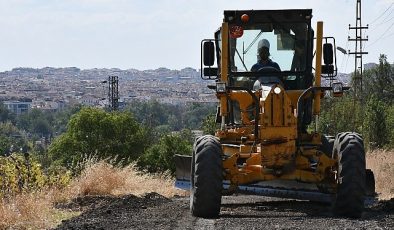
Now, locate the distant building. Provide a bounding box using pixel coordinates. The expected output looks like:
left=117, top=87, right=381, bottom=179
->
left=32, top=100, right=65, bottom=112
left=3, top=100, right=32, bottom=115
left=79, top=95, right=100, bottom=106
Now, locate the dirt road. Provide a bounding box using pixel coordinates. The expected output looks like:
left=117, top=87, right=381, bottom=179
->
left=55, top=193, right=393, bottom=230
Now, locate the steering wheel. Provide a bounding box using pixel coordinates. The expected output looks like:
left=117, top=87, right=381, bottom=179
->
left=257, top=66, right=280, bottom=73
left=253, top=66, right=283, bottom=90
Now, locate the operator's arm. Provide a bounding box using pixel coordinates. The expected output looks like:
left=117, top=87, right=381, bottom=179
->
left=273, top=62, right=281, bottom=71
left=251, top=63, right=261, bottom=72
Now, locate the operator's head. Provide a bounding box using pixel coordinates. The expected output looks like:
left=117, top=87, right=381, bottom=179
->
left=257, top=39, right=270, bottom=62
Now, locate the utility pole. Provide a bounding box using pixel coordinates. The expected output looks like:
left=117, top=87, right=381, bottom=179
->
left=108, top=76, right=119, bottom=111
left=348, top=0, right=368, bottom=99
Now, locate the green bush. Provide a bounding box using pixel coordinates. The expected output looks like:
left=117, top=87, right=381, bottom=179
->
left=48, top=107, right=149, bottom=168
left=137, top=134, right=192, bottom=174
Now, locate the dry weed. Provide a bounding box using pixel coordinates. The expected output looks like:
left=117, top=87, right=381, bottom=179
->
left=68, top=161, right=184, bottom=197
left=0, top=192, right=53, bottom=229
left=120, top=165, right=184, bottom=197
left=366, top=149, right=394, bottom=200
left=69, top=161, right=126, bottom=196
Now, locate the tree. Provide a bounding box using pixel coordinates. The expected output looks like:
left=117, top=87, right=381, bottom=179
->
left=360, top=54, right=393, bottom=149
left=48, top=108, right=149, bottom=167
left=125, top=100, right=216, bottom=131
left=318, top=94, right=362, bottom=135
left=363, top=54, right=394, bottom=104
left=51, top=105, right=82, bottom=135
left=201, top=112, right=218, bottom=135
left=385, top=105, right=394, bottom=149
left=319, top=54, right=394, bottom=149
left=363, top=96, right=389, bottom=149
left=0, top=102, right=15, bottom=123
left=32, top=119, right=52, bottom=137
left=182, top=103, right=216, bottom=129
left=16, top=108, right=53, bottom=138
left=137, top=133, right=192, bottom=173
left=126, top=99, right=176, bottom=128
left=0, top=122, right=28, bottom=156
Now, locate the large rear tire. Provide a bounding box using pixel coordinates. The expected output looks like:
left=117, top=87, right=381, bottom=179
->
left=333, top=132, right=366, bottom=218
left=190, top=135, right=223, bottom=218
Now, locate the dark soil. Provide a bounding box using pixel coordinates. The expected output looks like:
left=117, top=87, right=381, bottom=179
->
left=55, top=194, right=394, bottom=230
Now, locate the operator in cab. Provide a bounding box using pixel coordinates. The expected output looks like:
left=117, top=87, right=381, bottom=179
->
left=251, top=39, right=283, bottom=90
left=251, top=39, right=281, bottom=72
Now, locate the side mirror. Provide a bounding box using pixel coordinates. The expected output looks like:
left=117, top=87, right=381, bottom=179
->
left=201, top=40, right=218, bottom=79
left=322, top=43, right=334, bottom=74
left=323, top=43, right=333, bottom=65
left=203, top=41, right=215, bottom=66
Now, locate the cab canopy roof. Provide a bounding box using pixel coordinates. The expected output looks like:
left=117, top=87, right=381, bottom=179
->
left=224, top=9, right=312, bottom=24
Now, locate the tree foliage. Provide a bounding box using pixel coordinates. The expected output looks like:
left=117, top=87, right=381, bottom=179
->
left=48, top=107, right=149, bottom=167
left=137, top=133, right=192, bottom=174
left=0, top=102, right=15, bottom=123
left=0, top=122, right=28, bottom=156
left=318, top=95, right=362, bottom=135
left=319, top=54, right=394, bottom=149
left=201, top=112, right=219, bottom=135
left=126, top=100, right=216, bottom=131
left=13, top=105, right=82, bottom=140
left=16, top=109, right=52, bottom=138
left=362, top=54, right=394, bottom=103
left=364, top=95, right=391, bottom=148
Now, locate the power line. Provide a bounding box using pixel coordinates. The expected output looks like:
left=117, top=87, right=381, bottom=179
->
left=369, top=9, right=394, bottom=32
left=365, top=4, right=394, bottom=49
left=367, top=21, right=394, bottom=48
left=366, top=3, right=394, bottom=51
left=379, top=8, right=394, bottom=24
left=381, top=31, right=394, bottom=39
left=369, top=2, right=394, bottom=25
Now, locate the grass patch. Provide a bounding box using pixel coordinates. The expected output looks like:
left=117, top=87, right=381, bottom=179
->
left=367, top=149, right=394, bottom=200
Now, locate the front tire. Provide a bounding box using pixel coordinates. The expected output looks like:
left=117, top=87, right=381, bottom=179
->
left=333, top=132, right=366, bottom=218
left=190, top=135, right=223, bottom=218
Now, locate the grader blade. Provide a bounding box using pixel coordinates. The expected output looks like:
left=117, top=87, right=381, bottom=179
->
left=174, top=154, right=192, bottom=181
left=174, top=154, right=377, bottom=206
left=175, top=179, right=377, bottom=206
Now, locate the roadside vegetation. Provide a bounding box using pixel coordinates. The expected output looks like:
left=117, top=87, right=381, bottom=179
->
left=318, top=55, right=394, bottom=150
left=0, top=158, right=184, bottom=229
left=0, top=101, right=212, bottom=228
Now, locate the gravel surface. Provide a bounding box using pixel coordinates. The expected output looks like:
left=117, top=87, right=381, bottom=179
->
left=55, top=193, right=394, bottom=230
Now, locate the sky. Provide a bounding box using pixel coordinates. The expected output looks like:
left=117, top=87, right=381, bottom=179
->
left=0, top=0, right=393, bottom=73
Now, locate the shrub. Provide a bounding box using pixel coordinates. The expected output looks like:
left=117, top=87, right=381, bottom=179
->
left=138, top=134, right=192, bottom=174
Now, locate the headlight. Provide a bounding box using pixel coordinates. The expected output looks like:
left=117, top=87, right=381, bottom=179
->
left=216, top=82, right=226, bottom=93
left=332, top=82, right=343, bottom=94
left=273, top=87, right=281, bottom=94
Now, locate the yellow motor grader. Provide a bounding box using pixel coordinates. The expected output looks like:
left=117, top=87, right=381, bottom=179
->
left=174, top=9, right=376, bottom=218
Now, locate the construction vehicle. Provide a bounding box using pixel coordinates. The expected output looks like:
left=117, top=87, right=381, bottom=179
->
left=174, top=9, right=376, bottom=218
